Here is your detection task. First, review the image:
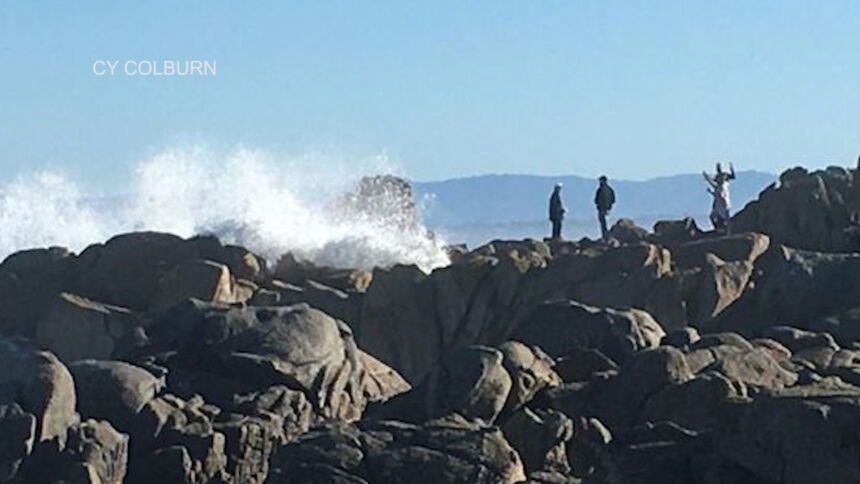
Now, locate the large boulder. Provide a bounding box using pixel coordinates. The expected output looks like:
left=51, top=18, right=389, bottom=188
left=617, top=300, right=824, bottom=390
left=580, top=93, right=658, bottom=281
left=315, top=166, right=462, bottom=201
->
left=707, top=245, right=860, bottom=335
left=357, top=350, right=411, bottom=404
left=685, top=254, right=753, bottom=325
left=357, top=254, right=527, bottom=384
left=34, top=293, right=144, bottom=362
left=553, top=348, right=619, bottom=383
left=649, top=217, right=703, bottom=247
left=0, top=404, right=36, bottom=481
left=640, top=371, right=748, bottom=431
left=731, top=166, right=857, bottom=253
left=552, top=244, right=673, bottom=311
left=436, top=346, right=512, bottom=423
left=643, top=254, right=754, bottom=332
left=815, top=306, right=860, bottom=347
left=68, top=360, right=164, bottom=432
left=497, top=341, right=561, bottom=415
left=151, top=259, right=249, bottom=311
left=0, top=339, right=116, bottom=483
left=513, top=301, right=665, bottom=364
left=69, top=360, right=229, bottom=482
left=213, top=414, right=282, bottom=484
left=679, top=331, right=799, bottom=392
left=13, top=418, right=130, bottom=484
left=605, top=347, right=695, bottom=429
left=618, top=346, right=695, bottom=393
left=371, top=342, right=561, bottom=428
left=357, top=264, right=443, bottom=383
left=70, top=232, right=199, bottom=311
left=671, top=232, right=770, bottom=270
left=190, top=235, right=268, bottom=284
left=347, top=240, right=670, bottom=386
left=501, top=407, right=573, bottom=474
left=55, top=419, right=129, bottom=484
left=232, top=385, right=316, bottom=443
left=566, top=416, right=613, bottom=480
left=0, top=338, right=77, bottom=445
left=123, top=394, right=229, bottom=483
left=543, top=347, right=694, bottom=430
left=0, top=247, right=75, bottom=338
left=266, top=279, right=364, bottom=326
left=0, top=235, right=270, bottom=344
left=642, top=234, right=763, bottom=332
left=71, top=385, right=276, bottom=484
left=594, top=421, right=741, bottom=484
left=69, top=232, right=265, bottom=312
left=606, top=218, right=650, bottom=245
left=661, top=327, right=701, bottom=349
left=720, top=387, right=860, bottom=483
left=56, top=384, right=231, bottom=484
left=705, top=346, right=798, bottom=389
left=372, top=345, right=512, bottom=424
left=761, top=326, right=839, bottom=354
left=274, top=252, right=373, bottom=293
left=0, top=246, right=75, bottom=279
left=270, top=414, right=526, bottom=484
left=147, top=301, right=407, bottom=421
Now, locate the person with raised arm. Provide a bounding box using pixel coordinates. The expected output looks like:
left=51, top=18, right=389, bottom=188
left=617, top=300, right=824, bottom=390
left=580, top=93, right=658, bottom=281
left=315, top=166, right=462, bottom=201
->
left=703, top=162, right=736, bottom=231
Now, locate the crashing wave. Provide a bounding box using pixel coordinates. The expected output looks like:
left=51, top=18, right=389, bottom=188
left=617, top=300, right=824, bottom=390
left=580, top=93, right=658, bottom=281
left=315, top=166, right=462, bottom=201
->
left=0, top=144, right=450, bottom=272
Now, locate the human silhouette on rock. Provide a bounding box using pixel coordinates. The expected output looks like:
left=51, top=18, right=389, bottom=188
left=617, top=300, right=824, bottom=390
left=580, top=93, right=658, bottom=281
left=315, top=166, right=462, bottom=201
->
left=703, top=162, right=736, bottom=232
left=850, top=154, right=860, bottom=225
left=594, top=175, right=616, bottom=240
left=548, top=183, right=565, bottom=239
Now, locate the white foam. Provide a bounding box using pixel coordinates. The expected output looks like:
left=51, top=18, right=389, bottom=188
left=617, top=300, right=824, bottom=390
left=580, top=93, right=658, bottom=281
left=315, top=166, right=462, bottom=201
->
left=0, top=173, right=106, bottom=256
left=0, top=144, right=450, bottom=272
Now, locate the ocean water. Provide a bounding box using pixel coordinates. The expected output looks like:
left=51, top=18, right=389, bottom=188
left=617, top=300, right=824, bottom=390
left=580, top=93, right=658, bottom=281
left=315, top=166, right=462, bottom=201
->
left=0, top=144, right=450, bottom=272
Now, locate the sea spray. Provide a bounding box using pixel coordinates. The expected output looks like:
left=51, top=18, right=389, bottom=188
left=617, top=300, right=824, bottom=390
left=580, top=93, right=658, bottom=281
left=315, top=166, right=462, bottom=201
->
left=0, top=173, right=107, bottom=255
left=0, top=144, right=450, bottom=272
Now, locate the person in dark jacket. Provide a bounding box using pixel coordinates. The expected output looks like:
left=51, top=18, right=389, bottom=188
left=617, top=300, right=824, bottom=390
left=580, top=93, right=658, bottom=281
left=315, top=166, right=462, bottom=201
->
left=594, top=175, right=616, bottom=240
left=549, top=183, right=565, bottom=239
left=850, top=154, right=860, bottom=225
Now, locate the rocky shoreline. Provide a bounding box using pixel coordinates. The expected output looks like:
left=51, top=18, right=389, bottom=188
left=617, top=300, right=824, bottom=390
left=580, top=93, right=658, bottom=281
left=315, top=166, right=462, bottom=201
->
left=2, top=165, right=860, bottom=483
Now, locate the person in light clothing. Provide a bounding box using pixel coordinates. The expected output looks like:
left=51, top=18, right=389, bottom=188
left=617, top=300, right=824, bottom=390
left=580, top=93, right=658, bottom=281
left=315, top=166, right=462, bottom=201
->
left=703, top=162, right=736, bottom=231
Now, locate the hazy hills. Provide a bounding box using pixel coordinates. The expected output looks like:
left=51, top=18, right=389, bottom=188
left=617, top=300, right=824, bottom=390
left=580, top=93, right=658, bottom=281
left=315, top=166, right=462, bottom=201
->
left=415, top=171, right=775, bottom=226
left=413, top=171, right=776, bottom=245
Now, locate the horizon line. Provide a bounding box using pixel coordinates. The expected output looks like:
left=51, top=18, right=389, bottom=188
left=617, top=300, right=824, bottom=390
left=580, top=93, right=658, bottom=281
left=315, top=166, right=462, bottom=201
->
left=412, top=168, right=779, bottom=185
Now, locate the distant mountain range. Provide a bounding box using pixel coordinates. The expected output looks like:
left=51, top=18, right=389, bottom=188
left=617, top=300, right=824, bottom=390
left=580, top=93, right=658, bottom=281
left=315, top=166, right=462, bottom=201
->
left=413, top=171, right=776, bottom=244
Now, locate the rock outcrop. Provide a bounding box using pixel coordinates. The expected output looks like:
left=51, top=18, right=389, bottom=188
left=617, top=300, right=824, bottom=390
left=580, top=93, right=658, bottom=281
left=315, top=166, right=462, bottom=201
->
left=271, top=414, right=526, bottom=484
left=2, top=162, right=860, bottom=482
left=356, top=240, right=671, bottom=383
left=513, top=301, right=665, bottom=364
left=0, top=338, right=130, bottom=483
left=732, top=166, right=859, bottom=252
left=35, top=293, right=144, bottom=362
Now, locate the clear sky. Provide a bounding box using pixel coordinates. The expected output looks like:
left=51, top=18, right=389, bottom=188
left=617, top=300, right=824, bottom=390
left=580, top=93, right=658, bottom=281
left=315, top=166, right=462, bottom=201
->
left=1, top=1, right=859, bottom=186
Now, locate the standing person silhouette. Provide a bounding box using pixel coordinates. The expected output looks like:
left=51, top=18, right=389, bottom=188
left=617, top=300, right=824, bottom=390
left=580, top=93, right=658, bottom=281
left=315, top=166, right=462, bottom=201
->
left=548, top=183, right=565, bottom=239
left=594, top=175, right=616, bottom=240
left=850, top=154, right=860, bottom=225
left=703, top=162, right=736, bottom=231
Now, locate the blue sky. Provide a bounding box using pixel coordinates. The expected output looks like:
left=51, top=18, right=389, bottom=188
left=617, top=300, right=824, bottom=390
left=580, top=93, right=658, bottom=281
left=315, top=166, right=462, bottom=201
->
left=1, top=1, right=859, bottom=186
